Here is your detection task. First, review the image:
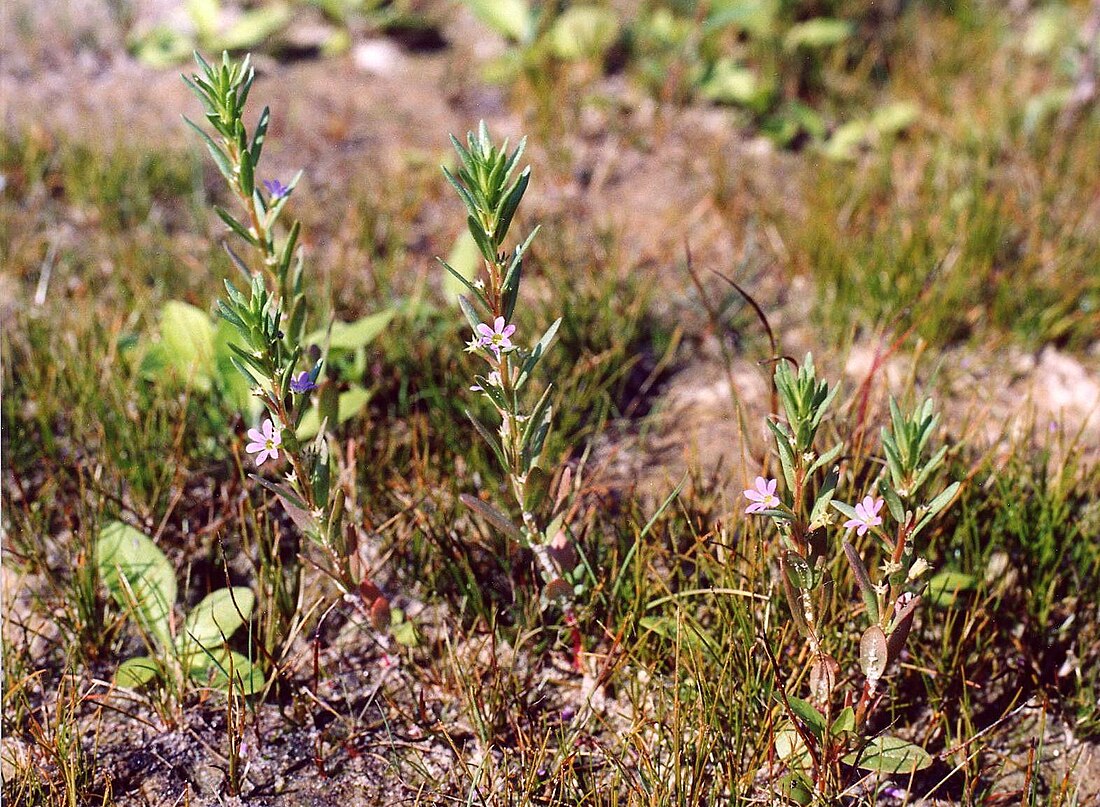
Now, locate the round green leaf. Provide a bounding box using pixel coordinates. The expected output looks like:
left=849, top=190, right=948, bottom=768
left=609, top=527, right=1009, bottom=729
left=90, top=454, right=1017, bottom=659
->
left=927, top=570, right=976, bottom=607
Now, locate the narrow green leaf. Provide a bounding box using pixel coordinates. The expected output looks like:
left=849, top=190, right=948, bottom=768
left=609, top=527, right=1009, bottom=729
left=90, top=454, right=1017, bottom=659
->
left=516, top=317, right=561, bottom=390
left=182, top=115, right=232, bottom=180
left=465, top=409, right=507, bottom=468
left=843, top=541, right=880, bottom=623
left=439, top=259, right=492, bottom=313
left=493, top=167, right=529, bottom=243
left=214, top=205, right=258, bottom=246
left=459, top=493, right=521, bottom=540
left=783, top=695, right=827, bottom=736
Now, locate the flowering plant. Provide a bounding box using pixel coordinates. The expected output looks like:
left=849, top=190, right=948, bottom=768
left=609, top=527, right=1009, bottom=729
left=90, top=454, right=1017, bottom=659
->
left=184, top=52, right=389, bottom=654
left=744, top=355, right=960, bottom=802
left=439, top=123, right=578, bottom=601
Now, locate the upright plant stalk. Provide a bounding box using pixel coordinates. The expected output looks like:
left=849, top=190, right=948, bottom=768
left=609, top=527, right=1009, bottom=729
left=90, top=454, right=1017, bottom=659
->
left=742, top=355, right=959, bottom=800
left=439, top=123, right=573, bottom=597
left=183, top=52, right=353, bottom=657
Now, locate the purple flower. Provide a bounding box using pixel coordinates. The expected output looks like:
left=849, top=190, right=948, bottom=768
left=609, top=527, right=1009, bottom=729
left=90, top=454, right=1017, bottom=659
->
left=245, top=418, right=281, bottom=466
left=844, top=495, right=884, bottom=536
left=743, top=476, right=780, bottom=514
left=476, top=316, right=516, bottom=358
left=290, top=370, right=317, bottom=394
left=262, top=179, right=289, bottom=201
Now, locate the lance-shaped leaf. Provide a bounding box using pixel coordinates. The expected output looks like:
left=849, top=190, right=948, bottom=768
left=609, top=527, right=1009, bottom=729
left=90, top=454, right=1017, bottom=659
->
left=439, top=258, right=492, bottom=313
left=501, top=226, right=539, bottom=322
left=765, top=419, right=797, bottom=494
left=214, top=205, right=258, bottom=247
left=808, top=465, right=839, bottom=527
left=459, top=493, right=521, bottom=541
left=880, top=478, right=906, bottom=525
left=251, top=475, right=318, bottom=534
left=780, top=557, right=813, bottom=639
left=465, top=409, right=507, bottom=468
left=887, top=594, right=921, bottom=663
left=807, top=442, right=843, bottom=477
left=911, top=481, right=961, bottom=540
left=782, top=694, right=827, bottom=737
left=442, top=165, right=480, bottom=221
left=516, top=317, right=561, bottom=390
left=458, top=294, right=485, bottom=336
left=520, top=384, right=554, bottom=472
left=182, top=115, right=233, bottom=181
left=467, top=214, right=496, bottom=263
left=493, top=166, right=530, bottom=243
left=843, top=541, right=880, bottom=623
left=238, top=146, right=254, bottom=197
left=251, top=105, right=270, bottom=163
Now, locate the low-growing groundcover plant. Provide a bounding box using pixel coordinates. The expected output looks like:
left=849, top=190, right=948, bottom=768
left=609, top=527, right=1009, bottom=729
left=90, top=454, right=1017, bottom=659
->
left=744, top=356, right=960, bottom=803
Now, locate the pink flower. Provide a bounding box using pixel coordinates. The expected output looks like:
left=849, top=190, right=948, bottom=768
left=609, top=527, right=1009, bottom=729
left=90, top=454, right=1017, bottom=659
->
left=743, top=476, right=780, bottom=514
left=245, top=418, right=281, bottom=466
left=476, top=317, right=515, bottom=358
left=844, top=496, right=884, bottom=536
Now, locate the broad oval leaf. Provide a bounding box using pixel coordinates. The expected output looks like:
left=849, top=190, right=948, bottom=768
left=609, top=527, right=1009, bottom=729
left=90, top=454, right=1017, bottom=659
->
left=926, top=569, right=976, bottom=607
left=465, top=0, right=533, bottom=42
left=115, top=656, right=160, bottom=689
left=159, top=300, right=216, bottom=391
left=296, top=385, right=372, bottom=439
left=842, top=735, right=933, bottom=774
left=179, top=587, right=255, bottom=655
left=198, top=650, right=265, bottom=696
left=96, top=521, right=177, bottom=644
left=213, top=318, right=261, bottom=417
left=860, top=625, right=888, bottom=681
left=549, top=6, right=619, bottom=61
left=784, top=18, right=853, bottom=50
left=310, top=309, right=397, bottom=352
